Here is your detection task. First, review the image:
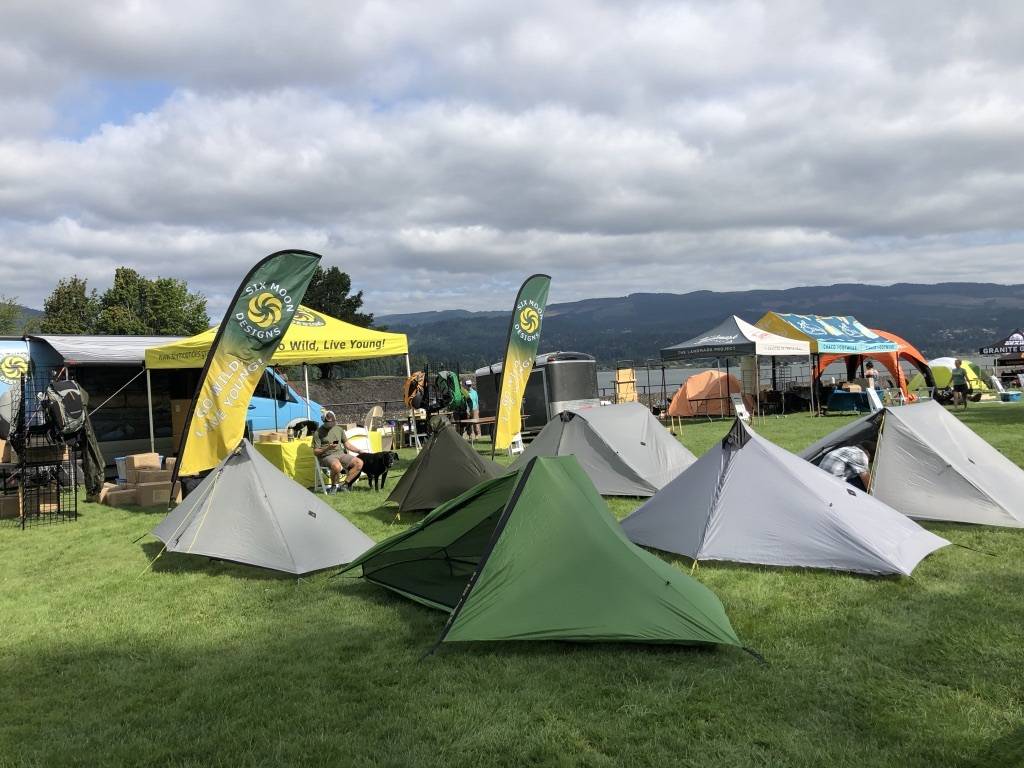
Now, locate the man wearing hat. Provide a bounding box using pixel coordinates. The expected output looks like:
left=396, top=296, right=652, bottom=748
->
left=464, top=379, right=481, bottom=439
left=312, top=410, right=363, bottom=493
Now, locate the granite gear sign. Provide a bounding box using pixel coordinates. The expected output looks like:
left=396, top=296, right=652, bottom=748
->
left=494, top=274, right=551, bottom=451
left=175, top=250, right=321, bottom=478
left=343, top=455, right=743, bottom=650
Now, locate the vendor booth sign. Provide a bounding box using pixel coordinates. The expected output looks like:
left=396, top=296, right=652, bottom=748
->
left=0, top=340, right=30, bottom=395
left=757, top=313, right=899, bottom=355
left=494, top=274, right=551, bottom=451
left=174, top=250, right=321, bottom=477
left=979, top=329, right=1024, bottom=357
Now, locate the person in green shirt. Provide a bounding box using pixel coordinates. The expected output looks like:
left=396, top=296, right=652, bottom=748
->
left=950, top=359, right=971, bottom=410
left=312, top=410, right=364, bottom=493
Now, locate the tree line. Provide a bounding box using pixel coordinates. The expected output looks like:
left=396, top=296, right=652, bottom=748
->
left=1, top=266, right=373, bottom=379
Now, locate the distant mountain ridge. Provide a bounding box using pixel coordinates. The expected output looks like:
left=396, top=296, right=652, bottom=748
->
left=379, top=282, right=1024, bottom=368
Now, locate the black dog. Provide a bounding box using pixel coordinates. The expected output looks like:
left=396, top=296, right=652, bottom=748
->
left=357, top=451, right=400, bottom=491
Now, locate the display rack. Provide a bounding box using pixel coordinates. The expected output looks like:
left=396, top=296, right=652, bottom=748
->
left=1, top=367, right=79, bottom=529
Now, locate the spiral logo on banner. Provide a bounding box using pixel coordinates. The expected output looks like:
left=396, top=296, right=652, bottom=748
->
left=292, top=307, right=326, bottom=327
left=0, top=353, right=29, bottom=385
left=514, top=300, right=544, bottom=343
left=247, top=293, right=283, bottom=328
left=518, top=306, right=540, bottom=334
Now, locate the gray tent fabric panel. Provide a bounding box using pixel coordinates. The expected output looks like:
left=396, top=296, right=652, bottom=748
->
left=624, top=420, right=948, bottom=575
left=799, top=411, right=883, bottom=466
left=704, top=434, right=947, bottom=575
left=579, top=403, right=696, bottom=491
left=151, top=441, right=374, bottom=574
left=510, top=403, right=695, bottom=497
left=874, top=401, right=1024, bottom=527
left=620, top=440, right=727, bottom=557
left=562, top=415, right=654, bottom=496
left=507, top=417, right=568, bottom=474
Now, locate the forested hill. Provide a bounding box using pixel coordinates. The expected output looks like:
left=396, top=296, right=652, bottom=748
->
left=380, top=282, right=1024, bottom=368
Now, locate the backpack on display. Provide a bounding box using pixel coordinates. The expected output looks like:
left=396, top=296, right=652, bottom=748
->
left=42, top=380, right=86, bottom=438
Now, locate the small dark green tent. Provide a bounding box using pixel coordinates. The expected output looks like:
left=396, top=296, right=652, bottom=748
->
left=387, top=421, right=502, bottom=514
left=344, top=455, right=742, bottom=648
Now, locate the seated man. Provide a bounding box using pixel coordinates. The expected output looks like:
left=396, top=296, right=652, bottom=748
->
left=820, top=441, right=874, bottom=492
left=312, top=410, right=364, bottom=493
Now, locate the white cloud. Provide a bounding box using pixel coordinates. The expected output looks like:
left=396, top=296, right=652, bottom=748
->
left=0, top=1, right=1023, bottom=316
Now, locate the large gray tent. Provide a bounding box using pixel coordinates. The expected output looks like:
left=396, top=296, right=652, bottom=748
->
left=622, top=419, right=949, bottom=575
left=387, top=421, right=503, bottom=514
left=152, top=441, right=374, bottom=574
left=801, top=399, right=1024, bottom=528
left=508, top=402, right=696, bottom=496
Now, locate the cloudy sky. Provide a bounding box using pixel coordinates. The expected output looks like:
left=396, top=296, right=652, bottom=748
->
left=2, top=1, right=1023, bottom=317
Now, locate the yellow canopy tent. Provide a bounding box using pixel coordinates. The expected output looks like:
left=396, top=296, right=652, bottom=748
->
left=141, top=306, right=413, bottom=452
left=145, top=305, right=407, bottom=368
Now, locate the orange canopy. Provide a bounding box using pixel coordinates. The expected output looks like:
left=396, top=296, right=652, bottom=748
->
left=667, top=370, right=753, bottom=417
left=815, top=329, right=931, bottom=399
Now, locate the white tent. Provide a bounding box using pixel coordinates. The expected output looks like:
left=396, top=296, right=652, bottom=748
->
left=801, top=399, right=1024, bottom=528
left=621, top=419, right=949, bottom=576
left=151, top=440, right=374, bottom=574
left=508, top=402, right=696, bottom=496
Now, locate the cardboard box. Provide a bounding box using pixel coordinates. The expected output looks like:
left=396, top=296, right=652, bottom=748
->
left=171, top=481, right=182, bottom=504
left=171, top=399, right=191, bottom=448
left=1, top=441, right=14, bottom=463
left=136, top=469, right=172, bottom=484
left=164, top=456, right=176, bottom=473
left=105, top=488, right=138, bottom=507
left=89, top=482, right=119, bottom=504
left=136, top=481, right=172, bottom=507
left=0, top=494, right=21, bottom=519
left=126, top=452, right=161, bottom=471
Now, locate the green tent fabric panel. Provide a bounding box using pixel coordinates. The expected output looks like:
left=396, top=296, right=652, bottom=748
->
left=387, top=422, right=502, bottom=513
left=442, top=457, right=741, bottom=647
left=343, top=474, right=517, bottom=610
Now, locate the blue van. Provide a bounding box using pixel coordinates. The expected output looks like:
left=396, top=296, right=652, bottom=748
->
left=18, top=335, right=323, bottom=469
left=246, top=369, right=322, bottom=434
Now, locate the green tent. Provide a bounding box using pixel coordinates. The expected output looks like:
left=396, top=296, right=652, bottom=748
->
left=387, top=421, right=502, bottom=514
left=343, top=455, right=742, bottom=648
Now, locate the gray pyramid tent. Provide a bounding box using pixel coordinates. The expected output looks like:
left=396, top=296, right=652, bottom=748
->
left=387, top=421, right=502, bottom=514
left=152, top=441, right=374, bottom=574
left=343, top=456, right=742, bottom=649
left=622, top=420, right=948, bottom=575
left=508, top=402, right=696, bottom=496
left=801, top=399, right=1024, bottom=528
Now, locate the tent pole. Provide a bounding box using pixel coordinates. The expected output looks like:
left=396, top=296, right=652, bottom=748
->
left=725, top=357, right=731, bottom=419
left=405, top=353, right=421, bottom=451
left=808, top=354, right=815, bottom=414
left=146, top=368, right=155, bottom=453
left=303, top=363, right=311, bottom=420
left=755, top=355, right=761, bottom=423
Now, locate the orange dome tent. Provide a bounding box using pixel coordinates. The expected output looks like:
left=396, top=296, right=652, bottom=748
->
left=668, top=370, right=753, bottom=417
left=815, top=329, right=932, bottom=400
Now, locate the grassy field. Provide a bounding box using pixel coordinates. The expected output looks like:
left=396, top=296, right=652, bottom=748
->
left=2, top=404, right=1022, bottom=767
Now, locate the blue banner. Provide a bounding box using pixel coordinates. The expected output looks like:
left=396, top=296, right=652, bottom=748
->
left=775, top=314, right=899, bottom=354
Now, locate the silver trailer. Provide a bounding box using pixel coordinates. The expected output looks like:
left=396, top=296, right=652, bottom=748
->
left=474, top=351, right=599, bottom=430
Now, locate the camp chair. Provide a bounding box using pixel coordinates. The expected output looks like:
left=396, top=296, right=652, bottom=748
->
left=507, top=433, right=525, bottom=457
left=614, top=365, right=639, bottom=404
left=362, top=404, right=384, bottom=431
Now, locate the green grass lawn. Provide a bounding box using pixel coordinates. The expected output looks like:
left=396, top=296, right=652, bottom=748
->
left=2, top=404, right=1023, bottom=767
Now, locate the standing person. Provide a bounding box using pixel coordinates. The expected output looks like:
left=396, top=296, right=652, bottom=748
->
left=312, top=410, right=364, bottom=493
left=819, top=442, right=875, bottom=492
left=864, top=361, right=878, bottom=390
left=950, top=359, right=971, bottom=410
left=464, top=379, right=481, bottom=439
